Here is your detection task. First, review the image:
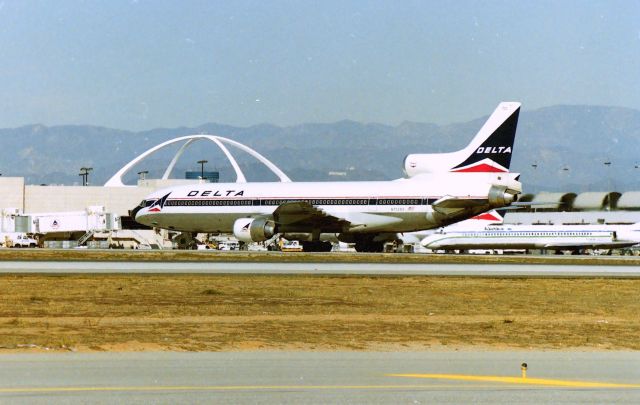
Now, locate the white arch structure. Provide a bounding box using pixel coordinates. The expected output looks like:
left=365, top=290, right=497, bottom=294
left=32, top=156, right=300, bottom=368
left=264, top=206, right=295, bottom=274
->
left=104, top=134, right=291, bottom=187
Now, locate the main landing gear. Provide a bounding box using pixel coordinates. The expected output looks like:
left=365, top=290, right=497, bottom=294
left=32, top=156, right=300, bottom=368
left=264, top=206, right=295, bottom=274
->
left=172, top=232, right=197, bottom=250
left=354, top=236, right=384, bottom=253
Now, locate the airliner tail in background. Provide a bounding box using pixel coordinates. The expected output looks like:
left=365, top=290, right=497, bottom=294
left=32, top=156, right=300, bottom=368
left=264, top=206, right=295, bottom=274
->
left=398, top=210, right=504, bottom=245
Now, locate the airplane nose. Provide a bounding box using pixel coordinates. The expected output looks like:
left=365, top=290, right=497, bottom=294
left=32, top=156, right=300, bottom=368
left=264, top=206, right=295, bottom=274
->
left=129, top=204, right=143, bottom=219
left=131, top=206, right=154, bottom=227
left=420, top=238, right=435, bottom=248
left=130, top=199, right=153, bottom=223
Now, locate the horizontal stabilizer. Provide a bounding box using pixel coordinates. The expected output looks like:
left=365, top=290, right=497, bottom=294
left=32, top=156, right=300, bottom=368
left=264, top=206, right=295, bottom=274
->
left=432, top=196, right=489, bottom=211
left=500, top=201, right=561, bottom=210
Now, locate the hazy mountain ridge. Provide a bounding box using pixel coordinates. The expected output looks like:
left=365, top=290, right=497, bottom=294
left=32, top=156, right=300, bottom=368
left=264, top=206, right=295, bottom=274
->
left=1, top=105, right=639, bottom=192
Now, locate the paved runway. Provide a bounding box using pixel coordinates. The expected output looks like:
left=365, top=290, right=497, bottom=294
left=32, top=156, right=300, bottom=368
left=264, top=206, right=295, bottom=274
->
left=0, top=352, right=639, bottom=403
left=0, top=259, right=639, bottom=276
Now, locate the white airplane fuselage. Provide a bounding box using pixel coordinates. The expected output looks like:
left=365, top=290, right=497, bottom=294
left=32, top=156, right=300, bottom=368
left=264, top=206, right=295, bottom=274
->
left=134, top=172, right=520, bottom=235
left=422, top=223, right=640, bottom=250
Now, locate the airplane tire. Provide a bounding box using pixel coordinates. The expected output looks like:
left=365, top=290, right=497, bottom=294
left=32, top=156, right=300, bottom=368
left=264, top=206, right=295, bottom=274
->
left=354, top=240, right=384, bottom=253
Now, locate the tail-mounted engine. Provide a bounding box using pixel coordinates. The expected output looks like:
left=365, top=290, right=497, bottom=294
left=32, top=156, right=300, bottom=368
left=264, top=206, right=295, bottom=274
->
left=488, top=185, right=518, bottom=207
left=233, top=217, right=276, bottom=242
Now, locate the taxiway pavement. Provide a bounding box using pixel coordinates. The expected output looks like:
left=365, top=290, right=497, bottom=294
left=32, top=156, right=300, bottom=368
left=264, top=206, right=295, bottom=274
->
left=1, top=352, right=639, bottom=404
left=0, top=259, right=639, bottom=276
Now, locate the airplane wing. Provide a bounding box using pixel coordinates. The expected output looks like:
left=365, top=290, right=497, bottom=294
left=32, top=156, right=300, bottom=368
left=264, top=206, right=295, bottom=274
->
left=272, top=200, right=402, bottom=232
left=273, top=201, right=350, bottom=229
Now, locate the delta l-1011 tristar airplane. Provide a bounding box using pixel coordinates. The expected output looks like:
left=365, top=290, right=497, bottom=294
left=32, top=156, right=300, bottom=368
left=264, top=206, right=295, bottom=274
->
left=421, top=222, right=640, bottom=253
left=133, top=102, right=523, bottom=252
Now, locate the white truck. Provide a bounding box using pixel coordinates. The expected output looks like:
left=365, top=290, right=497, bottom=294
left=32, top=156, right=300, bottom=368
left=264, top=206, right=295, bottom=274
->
left=280, top=240, right=303, bottom=252
left=3, top=233, right=38, bottom=248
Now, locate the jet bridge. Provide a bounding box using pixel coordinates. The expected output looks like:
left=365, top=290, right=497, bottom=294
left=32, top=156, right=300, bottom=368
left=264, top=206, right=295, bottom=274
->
left=12, top=206, right=120, bottom=236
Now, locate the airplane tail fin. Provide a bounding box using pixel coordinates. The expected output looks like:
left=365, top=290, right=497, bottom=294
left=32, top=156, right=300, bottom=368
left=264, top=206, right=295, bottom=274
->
left=445, top=209, right=504, bottom=231
left=404, top=102, right=521, bottom=176
left=471, top=209, right=504, bottom=223
left=449, top=102, right=520, bottom=173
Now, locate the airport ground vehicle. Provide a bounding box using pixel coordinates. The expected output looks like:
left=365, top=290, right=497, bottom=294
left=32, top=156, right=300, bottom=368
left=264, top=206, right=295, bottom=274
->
left=280, top=240, right=303, bottom=252
left=5, top=233, right=38, bottom=248
left=218, top=241, right=240, bottom=251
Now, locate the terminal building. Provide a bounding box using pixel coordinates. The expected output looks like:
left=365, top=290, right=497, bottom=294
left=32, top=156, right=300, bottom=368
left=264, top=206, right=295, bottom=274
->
left=504, top=191, right=640, bottom=225
left=0, top=135, right=291, bottom=248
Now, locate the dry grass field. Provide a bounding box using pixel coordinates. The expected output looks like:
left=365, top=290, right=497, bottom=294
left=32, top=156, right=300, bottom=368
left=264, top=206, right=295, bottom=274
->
left=1, top=274, right=639, bottom=352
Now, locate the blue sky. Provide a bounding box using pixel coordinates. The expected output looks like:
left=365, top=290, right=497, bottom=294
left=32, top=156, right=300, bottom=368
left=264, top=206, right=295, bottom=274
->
left=0, top=0, right=638, bottom=130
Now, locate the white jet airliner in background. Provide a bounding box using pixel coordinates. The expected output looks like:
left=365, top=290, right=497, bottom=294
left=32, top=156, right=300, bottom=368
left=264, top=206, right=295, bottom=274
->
left=421, top=222, right=640, bottom=253
left=134, top=102, right=522, bottom=252
left=398, top=210, right=503, bottom=247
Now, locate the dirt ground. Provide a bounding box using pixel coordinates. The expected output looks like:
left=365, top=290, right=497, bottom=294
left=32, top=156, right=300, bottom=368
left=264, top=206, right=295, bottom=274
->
left=0, top=274, right=638, bottom=352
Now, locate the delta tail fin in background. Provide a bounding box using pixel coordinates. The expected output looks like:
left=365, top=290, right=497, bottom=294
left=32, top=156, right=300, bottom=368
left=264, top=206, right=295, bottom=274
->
left=404, top=102, right=521, bottom=176
left=397, top=209, right=504, bottom=245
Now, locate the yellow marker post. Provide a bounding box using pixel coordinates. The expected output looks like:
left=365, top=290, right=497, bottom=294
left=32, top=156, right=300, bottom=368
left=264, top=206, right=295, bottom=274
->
left=521, top=363, right=527, bottom=379
left=387, top=373, right=640, bottom=388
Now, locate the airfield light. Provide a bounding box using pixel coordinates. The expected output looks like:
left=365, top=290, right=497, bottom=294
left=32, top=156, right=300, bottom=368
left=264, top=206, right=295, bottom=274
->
left=521, top=363, right=528, bottom=379
left=79, top=167, right=93, bottom=186
left=530, top=163, right=538, bottom=193
left=560, top=166, right=570, bottom=192
left=197, top=160, right=208, bottom=180
left=604, top=160, right=614, bottom=191
left=137, top=170, right=149, bottom=181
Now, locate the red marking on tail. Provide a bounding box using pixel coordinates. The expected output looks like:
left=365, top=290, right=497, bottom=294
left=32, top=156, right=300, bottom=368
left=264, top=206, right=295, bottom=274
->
left=451, top=163, right=507, bottom=173
left=472, top=212, right=501, bottom=221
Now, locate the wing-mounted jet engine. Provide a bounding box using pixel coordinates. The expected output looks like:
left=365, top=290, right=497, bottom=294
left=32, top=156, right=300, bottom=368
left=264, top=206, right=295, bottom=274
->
left=233, top=217, right=276, bottom=242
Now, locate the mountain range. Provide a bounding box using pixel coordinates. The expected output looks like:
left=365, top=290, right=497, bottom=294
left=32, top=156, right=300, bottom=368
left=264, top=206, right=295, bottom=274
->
left=1, top=105, right=639, bottom=193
